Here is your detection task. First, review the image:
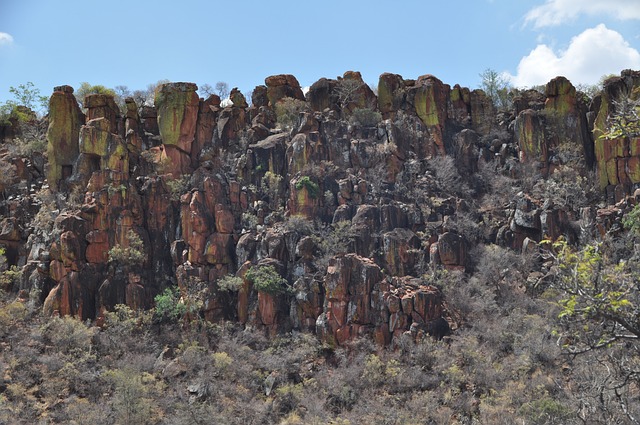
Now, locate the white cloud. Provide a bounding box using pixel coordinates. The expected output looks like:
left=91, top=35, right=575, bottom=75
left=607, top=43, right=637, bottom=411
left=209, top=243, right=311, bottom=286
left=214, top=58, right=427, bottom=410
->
left=525, top=0, right=640, bottom=28
left=507, top=24, right=640, bottom=87
left=0, top=32, right=13, bottom=46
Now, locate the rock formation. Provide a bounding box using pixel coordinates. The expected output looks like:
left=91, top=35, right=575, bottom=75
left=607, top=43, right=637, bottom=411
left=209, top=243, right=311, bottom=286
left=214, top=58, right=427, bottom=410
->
left=0, top=69, right=636, bottom=346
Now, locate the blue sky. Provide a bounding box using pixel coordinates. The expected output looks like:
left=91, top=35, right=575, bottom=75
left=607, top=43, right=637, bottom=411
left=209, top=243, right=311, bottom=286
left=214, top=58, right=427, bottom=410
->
left=1, top=0, right=639, bottom=104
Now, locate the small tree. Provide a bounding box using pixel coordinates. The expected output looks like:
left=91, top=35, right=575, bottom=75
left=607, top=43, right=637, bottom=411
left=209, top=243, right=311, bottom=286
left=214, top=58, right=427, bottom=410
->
left=215, top=81, right=230, bottom=99
left=479, top=68, right=512, bottom=110
left=335, top=78, right=363, bottom=111
left=199, top=83, right=214, bottom=97
left=605, top=94, right=640, bottom=140
left=74, top=82, right=116, bottom=108
left=1, top=82, right=48, bottom=129
left=8, top=82, right=48, bottom=115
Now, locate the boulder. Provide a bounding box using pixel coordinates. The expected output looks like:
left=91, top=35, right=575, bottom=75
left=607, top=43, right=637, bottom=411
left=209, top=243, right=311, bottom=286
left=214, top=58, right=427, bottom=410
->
left=265, top=74, right=305, bottom=106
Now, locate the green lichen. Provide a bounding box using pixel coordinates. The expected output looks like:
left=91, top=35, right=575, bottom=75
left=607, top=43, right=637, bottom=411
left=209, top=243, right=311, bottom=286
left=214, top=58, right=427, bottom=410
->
left=414, top=86, right=440, bottom=127
left=46, top=91, right=82, bottom=189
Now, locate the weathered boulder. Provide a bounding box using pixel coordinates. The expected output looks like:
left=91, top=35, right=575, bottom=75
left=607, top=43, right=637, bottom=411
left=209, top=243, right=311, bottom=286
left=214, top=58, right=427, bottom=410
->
left=192, top=94, right=220, bottom=167
left=124, top=97, right=143, bottom=154
left=84, top=94, right=119, bottom=134
left=381, top=228, right=420, bottom=276
left=513, top=89, right=546, bottom=115
left=265, top=74, right=305, bottom=106
left=410, top=75, right=449, bottom=156
left=155, top=82, right=199, bottom=154
left=43, top=268, right=99, bottom=320
left=307, top=78, right=338, bottom=112
left=215, top=106, right=247, bottom=148
left=430, top=232, right=466, bottom=270
left=544, top=76, right=594, bottom=168
left=252, top=85, right=269, bottom=108
left=449, top=84, right=471, bottom=125
left=469, top=90, right=496, bottom=135
left=515, top=109, right=547, bottom=166
left=230, top=88, right=248, bottom=108
left=337, top=71, right=378, bottom=116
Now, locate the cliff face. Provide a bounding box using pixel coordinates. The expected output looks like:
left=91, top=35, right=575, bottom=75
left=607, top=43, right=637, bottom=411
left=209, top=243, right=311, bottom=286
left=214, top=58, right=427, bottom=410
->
left=3, top=69, right=639, bottom=345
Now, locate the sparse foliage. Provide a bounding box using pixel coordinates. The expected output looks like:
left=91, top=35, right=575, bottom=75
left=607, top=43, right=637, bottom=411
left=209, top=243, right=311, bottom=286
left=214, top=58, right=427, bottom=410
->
left=479, top=68, right=512, bottom=110
left=75, top=82, right=116, bottom=108
left=215, top=81, right=230, bottom=99
left=275, top=97, right=306, bottom=129
left=350, top=108, right=381, bottom=127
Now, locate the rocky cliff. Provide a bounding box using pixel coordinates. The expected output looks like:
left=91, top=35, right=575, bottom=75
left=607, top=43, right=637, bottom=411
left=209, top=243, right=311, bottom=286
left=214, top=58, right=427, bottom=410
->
left=2, top=69, right=639, bottom=346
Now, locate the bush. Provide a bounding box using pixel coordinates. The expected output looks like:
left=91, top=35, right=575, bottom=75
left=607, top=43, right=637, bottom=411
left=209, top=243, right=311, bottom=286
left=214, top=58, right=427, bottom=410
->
left=108, top=230, right=145, bottom=268
left=153, top=286, right=186, bottom=321
left=216, top=275, right=243, bottom=292
left=245, top=265, right=288, bottom=295
left=275, top=97, right=306, bottom=129
left=350, top=108, right=381, bottom=127
left=283, top=214, right=314, bottom=235
left=41, top=316, right=96, bottom=357
left=262, top=171, right=283, bottom=208
left=294, top=176, right=319, bottom=198
left=166, top=174, right=190, bottom=202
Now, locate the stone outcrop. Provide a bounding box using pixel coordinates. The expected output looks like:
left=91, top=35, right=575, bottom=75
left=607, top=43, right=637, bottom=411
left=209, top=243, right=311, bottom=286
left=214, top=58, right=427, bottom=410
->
left=2, top=69, right=629, bottom=347
left=265, top=74, right=305, bottom=106
left=316, top=254, right=449, bottom=345
left=515, top=77, right=593, bottom=177
left=593, top=70, right=640, bottom=201
left=46, top=85, right=83, bottom=190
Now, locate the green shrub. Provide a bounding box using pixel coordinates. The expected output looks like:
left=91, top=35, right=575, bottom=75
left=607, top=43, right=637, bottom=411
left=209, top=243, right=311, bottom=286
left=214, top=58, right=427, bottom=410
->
left=166, top=174, right=190, bottom=202
left=216, top=275, right=243, bottom=292
left=350, top=108, right=382, bottom=127
left=294, top=176, right=319, bottom=199
left=623, top=203, right=640, bottom=235
left=245, top=265, right=288, bottom=295
left=108, top=230, right=145, bottom=267
left=153, top=286, right=186, bottom=321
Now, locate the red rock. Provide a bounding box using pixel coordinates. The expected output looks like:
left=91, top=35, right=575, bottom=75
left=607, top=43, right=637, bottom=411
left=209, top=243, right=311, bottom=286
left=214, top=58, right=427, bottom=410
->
left=204, top=233, right=235, bottom=265
left=84, top=94, right=119, bottom=134
left=432, top=232, right=467, bottom=269
left=214, top=204, right=235, bottom=234
left=85, top=230, right=110, bottom=264
left=265, top=74, right=305, bottom=106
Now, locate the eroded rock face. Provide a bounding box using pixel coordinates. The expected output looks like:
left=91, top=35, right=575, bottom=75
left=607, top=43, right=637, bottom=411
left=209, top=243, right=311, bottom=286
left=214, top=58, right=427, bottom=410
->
left=46, top=85, right=83, bottom=190
left=317, top=255, right=449, bottom=345
left=32, top=70, right=628, bottom=347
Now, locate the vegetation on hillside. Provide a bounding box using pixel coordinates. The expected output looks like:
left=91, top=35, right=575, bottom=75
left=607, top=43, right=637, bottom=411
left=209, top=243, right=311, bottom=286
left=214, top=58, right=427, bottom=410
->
left=0, top=72, right=639, bottom=424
